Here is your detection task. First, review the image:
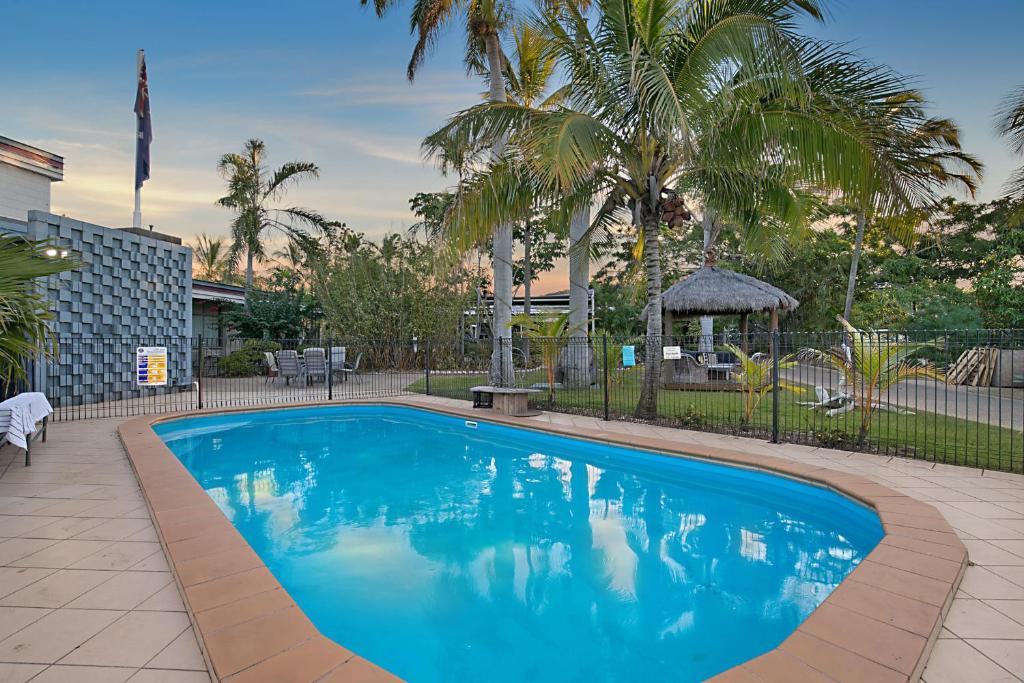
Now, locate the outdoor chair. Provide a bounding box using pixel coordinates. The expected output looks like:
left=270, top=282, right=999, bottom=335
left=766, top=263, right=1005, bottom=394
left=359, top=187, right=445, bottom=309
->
left=263, top=352, right=279, bottom=384
left=304, top=348, right=327, bottom=385
left=329, top=346, right=346, bottom=383
left=342, top=352, right=363, bottom=383
left=276, top=350, right=302, bottom=386
left=661, top=353, right=709, bottom=385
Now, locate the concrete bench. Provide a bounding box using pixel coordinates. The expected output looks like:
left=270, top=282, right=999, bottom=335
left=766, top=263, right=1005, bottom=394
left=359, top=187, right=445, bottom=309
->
left=469, top=386, right=540, bottom=417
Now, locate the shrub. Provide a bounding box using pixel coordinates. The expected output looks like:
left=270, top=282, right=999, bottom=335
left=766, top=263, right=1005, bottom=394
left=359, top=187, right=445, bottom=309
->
left=218, top=340, right=281, bottom=378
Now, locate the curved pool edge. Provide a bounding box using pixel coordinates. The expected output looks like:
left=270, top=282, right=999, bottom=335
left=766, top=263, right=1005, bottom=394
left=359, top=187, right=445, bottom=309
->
left=117, top=398, right=968, bottom=683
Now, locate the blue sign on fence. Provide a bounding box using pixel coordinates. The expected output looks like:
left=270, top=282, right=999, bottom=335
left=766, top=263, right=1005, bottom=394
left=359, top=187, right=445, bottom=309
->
left=622, top=345, right=636, bottom=367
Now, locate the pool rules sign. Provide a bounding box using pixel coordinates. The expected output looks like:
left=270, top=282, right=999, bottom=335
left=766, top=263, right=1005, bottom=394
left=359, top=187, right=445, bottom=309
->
left=136, top=346, right=168, bottom=386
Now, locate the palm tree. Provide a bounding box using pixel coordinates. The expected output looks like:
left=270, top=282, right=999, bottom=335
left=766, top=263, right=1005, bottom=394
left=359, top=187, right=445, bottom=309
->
left=509, top=311, right=585, bottom=404
left=0, top=236, right=77, bottom=393
left=216, top=139, right=337, bottom=308
left=426, top=0, right=917, bottom=418
left=722, top=344, right=798, bottom=426
left=842, top=107, right=983, bottom=321
left=362, top=0, right=516, bottom=385
left=191, top=233, right=230, bottom=282
left=996, top=86, right=1024, bottom=201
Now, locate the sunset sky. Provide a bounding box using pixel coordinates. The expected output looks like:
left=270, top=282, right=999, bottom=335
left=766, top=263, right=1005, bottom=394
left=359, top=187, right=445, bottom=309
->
left=4, top=1, right=1023, bottom=293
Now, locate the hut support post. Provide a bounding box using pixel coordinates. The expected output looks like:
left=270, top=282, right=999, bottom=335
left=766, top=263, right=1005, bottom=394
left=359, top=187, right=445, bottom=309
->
left=740, top=314, right=749, bottom=354
left=664, top=310, right=674, bottom=341
left=770, top=308, right=779, bottom=331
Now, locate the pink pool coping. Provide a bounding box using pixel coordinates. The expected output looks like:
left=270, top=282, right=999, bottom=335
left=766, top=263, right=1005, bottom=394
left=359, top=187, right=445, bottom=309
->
left=118, top=399, right=969, bottom=682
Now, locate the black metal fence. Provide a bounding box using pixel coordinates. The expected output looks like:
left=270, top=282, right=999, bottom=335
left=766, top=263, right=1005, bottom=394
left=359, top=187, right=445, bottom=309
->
left=33, top=329, right=1024, bottom=472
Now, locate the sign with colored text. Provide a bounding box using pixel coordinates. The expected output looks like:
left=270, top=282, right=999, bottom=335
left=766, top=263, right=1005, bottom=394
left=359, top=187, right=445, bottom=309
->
left=662, top=346, right=682, bottom=360
left=622, top=345, right=636, bottom=367
left=136, top=346, right=168, bottom=386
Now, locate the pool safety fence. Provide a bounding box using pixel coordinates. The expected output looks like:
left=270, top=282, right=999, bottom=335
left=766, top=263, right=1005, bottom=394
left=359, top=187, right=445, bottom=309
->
left=31, top=329, right=1024, bottom=471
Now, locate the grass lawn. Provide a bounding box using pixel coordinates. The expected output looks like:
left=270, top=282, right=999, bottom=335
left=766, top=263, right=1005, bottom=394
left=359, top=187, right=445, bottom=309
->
left=410, top=370, right=1024, bottom=473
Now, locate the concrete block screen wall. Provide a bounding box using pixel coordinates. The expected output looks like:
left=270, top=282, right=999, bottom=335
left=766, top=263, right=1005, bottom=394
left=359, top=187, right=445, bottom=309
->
left=25, top=210, right=193, bottom=406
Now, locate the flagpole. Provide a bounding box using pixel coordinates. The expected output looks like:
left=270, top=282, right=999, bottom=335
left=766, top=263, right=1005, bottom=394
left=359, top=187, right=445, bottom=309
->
left=133, top=49, right=144, bottom=228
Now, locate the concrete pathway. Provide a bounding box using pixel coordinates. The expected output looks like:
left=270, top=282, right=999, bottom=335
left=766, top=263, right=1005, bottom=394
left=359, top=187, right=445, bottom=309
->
left=0, top=419, right=210, bottom=682
left=5, top=399, right=1024, bottom=681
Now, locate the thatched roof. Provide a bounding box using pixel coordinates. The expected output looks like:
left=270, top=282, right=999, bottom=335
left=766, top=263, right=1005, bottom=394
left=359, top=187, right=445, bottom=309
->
left=657, top=266, right=799, bottom=315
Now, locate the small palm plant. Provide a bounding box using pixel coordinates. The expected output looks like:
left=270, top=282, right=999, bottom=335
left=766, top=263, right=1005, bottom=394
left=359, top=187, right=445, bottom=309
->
left=509, top=312, right=586, bottom=404
left=803, top=316, right=945, bottom=446
left=0, top=236, right=78, bottom=393
left=722, top=344, right=798, bottom=427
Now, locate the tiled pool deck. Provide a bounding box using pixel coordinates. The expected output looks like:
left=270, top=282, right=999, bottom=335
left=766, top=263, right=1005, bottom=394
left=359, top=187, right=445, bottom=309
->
left=1, top=395, right=1022, bottom=681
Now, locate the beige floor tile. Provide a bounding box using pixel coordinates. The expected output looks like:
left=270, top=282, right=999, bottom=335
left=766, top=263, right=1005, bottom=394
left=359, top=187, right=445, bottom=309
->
left=0, top=567, right=55, bottom=599
left=0, top=606, right=51, bottom=641
left=985, top=599, right=1024, bottom=626
left=136, top=583, right=186, bottom=612
left=32, top=499, right=107, bottom=517
left=9, top=540, right=112, bottom=569
left=960, top=566, right=1024, bottom=600
left=61, top=611, right=191, bottom=668
left=76, top=501, right=149, bottom=519
left=970, top=640, right=1024, bottom=680
left=0, top=516, right=62, bottom=538
left=130, top=553, right=171, bottom=573
left=0, top=608, right=123, bottom=663
left=991, top=540, right=1024, bottom=559
left=67, top=571, right=172, bottom=610
left=944, top=598, right=1024, bottom=639
left=125, top=527, right=160, bottom=543
left=27, top=517, right=107, bottom=540
left=921, top=639, right=1016, bottom=683
left=0, top=539, right=58, bottom=566
left=29, top=665, right=135, bottom=683
left=964, top=540, right=1024, bottom=566
left=128, top=670, right=211, bottom=683
left=69, top=542, right=161, bottom=571
left=75, top=518, right=155, bottom=542
left=0, top=569, right=116, bottom=608
left=0, top=663, right=46, bottom=683
left=145, top=628, right=206, bottom=671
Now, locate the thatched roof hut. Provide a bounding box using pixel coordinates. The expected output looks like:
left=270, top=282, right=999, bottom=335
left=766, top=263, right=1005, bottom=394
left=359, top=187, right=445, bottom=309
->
left=660, top=266, right=798, bottom=318
left=647, top=266, right=798, bottom=348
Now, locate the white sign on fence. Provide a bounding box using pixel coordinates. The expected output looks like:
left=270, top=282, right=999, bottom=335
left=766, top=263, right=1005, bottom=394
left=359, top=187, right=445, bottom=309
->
left=662, top=345, right=682, bottom=360
left=136, top=346, right=168, bottom=386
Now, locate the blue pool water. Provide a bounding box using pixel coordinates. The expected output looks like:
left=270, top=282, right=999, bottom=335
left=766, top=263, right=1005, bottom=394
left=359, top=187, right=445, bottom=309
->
left=155, top=405, right=882, bottom=682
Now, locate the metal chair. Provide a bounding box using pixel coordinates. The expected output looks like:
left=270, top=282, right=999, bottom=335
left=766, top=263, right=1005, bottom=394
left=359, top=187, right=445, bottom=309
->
left=341, top=352, right=363, bottom=383
left=276, top=350, right=302, bottom=385
left=263, top=352, right=279, bottom=384
left=303, top=348, right=327, bottom=385
left=329, top=347, right=346, bottom=383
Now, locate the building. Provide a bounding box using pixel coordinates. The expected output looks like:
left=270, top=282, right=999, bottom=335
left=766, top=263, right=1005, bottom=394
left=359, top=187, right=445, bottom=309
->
left=1, top=136, right=194, bottom=404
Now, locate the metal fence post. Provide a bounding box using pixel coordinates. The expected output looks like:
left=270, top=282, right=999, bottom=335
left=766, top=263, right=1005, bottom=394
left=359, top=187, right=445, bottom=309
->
left=425, top=339, right=431, bottom=396
left=197, top=336, right=204, bottom=410
left=770, top=330, right=780, bottom=444
left=327, top=338, right=333, bottom=401
left=602, top=335, right=610, bottom=421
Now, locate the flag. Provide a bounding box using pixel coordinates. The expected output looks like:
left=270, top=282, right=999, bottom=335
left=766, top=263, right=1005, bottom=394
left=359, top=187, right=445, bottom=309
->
left=134, top=51, right=152, bottom=190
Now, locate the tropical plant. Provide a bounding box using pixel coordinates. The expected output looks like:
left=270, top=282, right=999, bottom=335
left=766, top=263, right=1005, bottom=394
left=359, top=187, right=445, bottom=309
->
left=191, top=233, right=230, bottom=282
left=0, top=236, right=78, bottom=392
left=996, top=85, right=1024, bottom=201
left=722, top=344, right=797, bottom=426
left=223, top=268, right=321, bottom=340
left=363, top=0, right=517, bottom=386
left=216, top=139, right=337, bottom=307
left=425, top=0, right=923, bottom=418
left=509, top=311, right=585, bottom=404
left=802, top=316, right=944, bottom=446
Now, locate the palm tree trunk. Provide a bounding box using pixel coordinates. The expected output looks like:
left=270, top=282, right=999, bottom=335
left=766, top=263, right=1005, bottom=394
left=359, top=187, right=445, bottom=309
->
left=842, top=212, right=867, bottom=322
left=245, top=251, right=254, bottom=312
left=566, top=206, right=592, bottom=387
left=699, top=212, right=719, bottom=353
left=636, top=203, right=663, bottom=419
left=522, top=221, right=532, bottom=361
left=484, top=31, right=514, bottom=386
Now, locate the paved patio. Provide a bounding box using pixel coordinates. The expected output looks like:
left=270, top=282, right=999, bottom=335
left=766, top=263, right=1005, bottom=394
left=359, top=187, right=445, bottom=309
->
left=0, top=397, right=1022, bottom=681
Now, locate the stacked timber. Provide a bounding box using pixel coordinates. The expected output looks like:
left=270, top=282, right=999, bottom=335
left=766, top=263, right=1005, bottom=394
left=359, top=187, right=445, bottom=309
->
left=948, top=348, right=1000, bottom=386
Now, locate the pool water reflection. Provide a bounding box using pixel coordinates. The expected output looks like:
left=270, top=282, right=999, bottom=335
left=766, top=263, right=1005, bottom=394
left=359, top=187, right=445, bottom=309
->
left=155, top=405, right=883, bottom=683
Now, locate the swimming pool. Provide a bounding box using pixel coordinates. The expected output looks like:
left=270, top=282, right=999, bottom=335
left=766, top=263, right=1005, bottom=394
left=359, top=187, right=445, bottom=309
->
left=155, top=404, right=883, bottom=682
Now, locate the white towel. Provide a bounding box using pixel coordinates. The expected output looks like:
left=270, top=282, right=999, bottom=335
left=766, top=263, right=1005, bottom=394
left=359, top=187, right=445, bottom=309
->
left=0, top=393, right=53, bottom=450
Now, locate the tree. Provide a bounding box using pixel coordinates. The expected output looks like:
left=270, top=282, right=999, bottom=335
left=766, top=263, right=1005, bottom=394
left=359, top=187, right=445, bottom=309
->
left=191, top=233, right=230, bottom=282
left=996, top=85, right=1024, bottom=201
left=841, top=111, right=982, bottom=320
left=0, top=236, right=78, bottom=393
left=216, top=139, right=337, bottom=308
left=723, top=344, right=797, bottom=426
left=363, top=0, right=516, bottom=385
left=426, top=0, right=918, bottom=418
left=223, top=267, right=320, bottom=340
left=509, top=311, right=584, bottom=404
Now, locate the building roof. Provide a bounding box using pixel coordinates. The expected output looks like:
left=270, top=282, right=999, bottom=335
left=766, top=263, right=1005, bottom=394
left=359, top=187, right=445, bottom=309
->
left=0, top=136, right=63, bottom=181
left=192, top=279, right=246, bottom=305
left=657, top=266, right=799, bottom=315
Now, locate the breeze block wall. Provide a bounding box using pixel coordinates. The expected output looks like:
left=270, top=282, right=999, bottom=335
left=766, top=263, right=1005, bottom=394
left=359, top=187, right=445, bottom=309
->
left=26, top=210, right=193, bottom=406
